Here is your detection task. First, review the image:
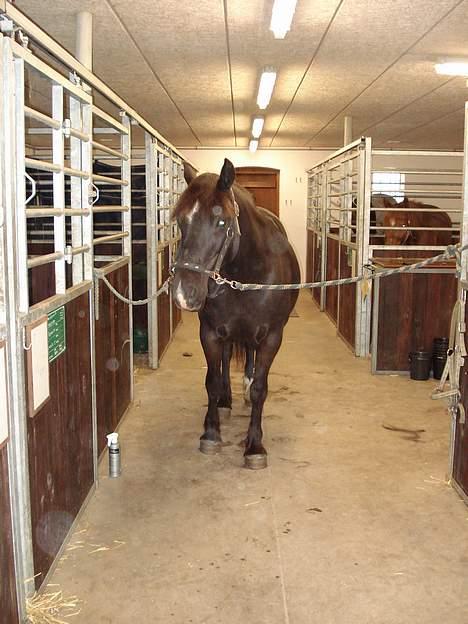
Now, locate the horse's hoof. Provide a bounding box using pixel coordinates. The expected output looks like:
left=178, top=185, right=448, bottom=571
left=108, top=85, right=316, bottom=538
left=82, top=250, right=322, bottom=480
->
left=218, top=407, right=231, bottom=421
left=244, top=454, right=268, bottom=470
left=200, top=439, right=222, bottom=455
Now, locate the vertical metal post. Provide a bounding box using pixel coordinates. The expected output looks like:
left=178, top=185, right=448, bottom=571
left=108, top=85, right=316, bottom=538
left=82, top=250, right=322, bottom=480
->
left=344, top=115, right=353, bottom=146
left=2, top=38, right=34, bottom=614
left=52, top=84, right=66, bottom=294
left=121, top=114, right=133, bottom=399
left=69, top=95, right=84, bottom=285
left=76, top=11, right=93, bottom=71
left=355, top=137, right=372, bottom=357
left=320, top=164, right=328, bottom=311
left=13, top=52, right=28, bottom=314
left=145, top=133, right=158, bottom=369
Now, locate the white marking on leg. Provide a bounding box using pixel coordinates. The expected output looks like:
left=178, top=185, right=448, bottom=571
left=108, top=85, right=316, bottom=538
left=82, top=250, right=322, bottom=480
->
left=243, top=376, right=253, bottom=404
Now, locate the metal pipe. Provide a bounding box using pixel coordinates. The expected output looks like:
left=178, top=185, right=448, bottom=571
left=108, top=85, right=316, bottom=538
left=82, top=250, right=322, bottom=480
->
left=343, top=115, right=352, bottom=146
left=24, top=106, right=61, bottom=129
left=27, top=251, right=63, bottom=269
left=92, top=206, right=130, bottom=213
left=26, top=208, right=90, bottom=217
left=92, top=173, right=129, bottom=186
left=93, top=231, right=129, bottom=245
left=76, top=11, right=93, bottom=70
left=92, top=140, right=128, bottom=160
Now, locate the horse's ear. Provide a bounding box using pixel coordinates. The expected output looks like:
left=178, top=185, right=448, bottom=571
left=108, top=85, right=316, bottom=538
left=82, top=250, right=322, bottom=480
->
left=183, top=162, right=198, bottom=185
left=217, top=158, right=235, bottom=192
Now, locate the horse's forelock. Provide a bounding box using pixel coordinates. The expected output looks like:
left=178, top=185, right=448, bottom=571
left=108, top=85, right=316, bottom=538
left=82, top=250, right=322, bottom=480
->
left=174, top=173, right=236, bottom=220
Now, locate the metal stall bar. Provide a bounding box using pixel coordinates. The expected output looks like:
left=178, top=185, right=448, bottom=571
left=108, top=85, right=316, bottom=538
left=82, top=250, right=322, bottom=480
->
left=355, top=137, right=372, bottom=357
left=121, top=115, right=133, bottom=399
left=1, top=36, right=34, bottom=610
left=145, top=133, right=159, bottom=369
left=52, top=84, right=66, bottom=295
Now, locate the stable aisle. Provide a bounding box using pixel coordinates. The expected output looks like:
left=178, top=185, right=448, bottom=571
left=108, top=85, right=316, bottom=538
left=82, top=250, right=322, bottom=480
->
left=46, top=293, right=468, bottom=623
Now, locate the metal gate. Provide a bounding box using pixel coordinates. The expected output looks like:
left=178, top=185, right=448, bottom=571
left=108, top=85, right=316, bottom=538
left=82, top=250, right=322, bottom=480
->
left=0, top=3, right=193, bottom=612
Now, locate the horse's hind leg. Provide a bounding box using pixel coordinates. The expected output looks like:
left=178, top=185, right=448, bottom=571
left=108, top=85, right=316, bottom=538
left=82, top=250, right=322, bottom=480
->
left=243, top=346, right=255, bottom=404
left=244, top=331, right=282, bottom=470
left=199, top=323, right=223, bottom=454
left=218, top=341, right=233, bottom=421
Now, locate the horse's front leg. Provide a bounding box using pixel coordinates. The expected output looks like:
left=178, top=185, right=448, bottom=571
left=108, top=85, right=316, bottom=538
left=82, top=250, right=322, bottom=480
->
left=243, top=346, right=255, bottom=404
left=217, top=341, right=233, bottom=421
left=245, top=330, right=283, bottom=470
left=199, top=322, right=224, bottom=455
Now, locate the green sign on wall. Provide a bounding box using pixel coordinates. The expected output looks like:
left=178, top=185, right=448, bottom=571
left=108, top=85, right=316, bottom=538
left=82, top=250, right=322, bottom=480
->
left=48, top=306, right=66, bottom=362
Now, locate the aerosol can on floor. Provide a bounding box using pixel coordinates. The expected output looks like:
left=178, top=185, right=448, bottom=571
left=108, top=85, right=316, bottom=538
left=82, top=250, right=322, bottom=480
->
left=106, top=432, right=121, bottom=478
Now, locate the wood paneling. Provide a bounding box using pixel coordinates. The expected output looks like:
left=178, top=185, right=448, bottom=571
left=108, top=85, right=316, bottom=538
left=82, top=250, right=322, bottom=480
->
left=374, top=270, right=457, bottom=372
left=95, top=265, right=131, bottom=455
left=157, top=247, right=171, bottom=360
left=454, top=313, right=468, bottom=497
left=338, top=244, right=356, bottom=349
left=26, top=293, right=93, bottom=588
left=0, top=444, right=20, bottom=624
left=325, top=237, right=338, bottom=322
left=235, top=167, right=279, bottom=216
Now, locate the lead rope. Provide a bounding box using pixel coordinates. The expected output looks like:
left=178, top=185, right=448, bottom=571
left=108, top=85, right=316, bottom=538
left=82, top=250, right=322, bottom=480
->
left=94, top=242, right=468, bottom=303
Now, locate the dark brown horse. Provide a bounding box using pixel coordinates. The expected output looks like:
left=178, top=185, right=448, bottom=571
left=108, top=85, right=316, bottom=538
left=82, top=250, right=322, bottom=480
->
left=171, top=159, right=300, bottom=469
left=383, top=197, right=452, bottom=246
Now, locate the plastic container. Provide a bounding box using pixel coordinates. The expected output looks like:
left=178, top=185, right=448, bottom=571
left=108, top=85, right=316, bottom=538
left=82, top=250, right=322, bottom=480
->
left=432, top=354, right=447, bottom=380
left=433, top=337, right=449, bottom=355
left=409, top=350, right=432, bottom=381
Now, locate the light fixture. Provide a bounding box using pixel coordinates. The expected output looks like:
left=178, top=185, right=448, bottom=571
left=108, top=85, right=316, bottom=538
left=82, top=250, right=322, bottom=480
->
left=270, top=0, right=297, bottom=39
left=251, top=117, right=265, bottom=139
left=249, top=139, right=258, bottom=153
left=435, top=61, right=468, bottom=77
left=257, top=68, right=277, bottom=109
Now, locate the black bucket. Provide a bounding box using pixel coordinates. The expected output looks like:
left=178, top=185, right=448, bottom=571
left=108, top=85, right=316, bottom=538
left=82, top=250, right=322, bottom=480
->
left=433, top=337, right=449, bottom=355
left=432, top=355, right=447, bottom=380
left=409, top=350, right=432, bottom=381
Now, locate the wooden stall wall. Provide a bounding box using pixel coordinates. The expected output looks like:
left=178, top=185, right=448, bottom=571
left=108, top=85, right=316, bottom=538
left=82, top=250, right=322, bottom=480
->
left=26, top=293, right=93, bottom=587
left=337, top=243, right=356, bottom=349
left=325, top=237, right=338, bottom=322
left=306, top=230, right=322, bottom=307
left=454, top=311, right=468, bottom=498
left=373, top=268, right=457, bottom=372
left=0, top=443, right=20, bottom=624
left=157, top=247, right=171, bottom=360
left=95, top=264, right=131, bottom=455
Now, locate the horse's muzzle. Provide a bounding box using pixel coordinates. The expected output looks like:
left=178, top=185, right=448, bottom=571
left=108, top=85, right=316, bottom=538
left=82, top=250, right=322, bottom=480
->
left=171, top=273, right=207, bottom=311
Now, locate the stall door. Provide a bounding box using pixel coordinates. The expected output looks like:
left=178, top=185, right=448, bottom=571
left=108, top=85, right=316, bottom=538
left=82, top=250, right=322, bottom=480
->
left=235, top=167, right=279, bottom=216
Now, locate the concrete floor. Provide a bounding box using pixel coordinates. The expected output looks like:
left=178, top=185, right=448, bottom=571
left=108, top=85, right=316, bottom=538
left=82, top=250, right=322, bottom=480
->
left=48, top=293, right=468, bottom=623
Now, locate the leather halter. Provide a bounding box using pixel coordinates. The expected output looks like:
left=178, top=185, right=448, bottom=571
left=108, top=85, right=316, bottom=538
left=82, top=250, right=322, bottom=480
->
left=171, top=192, right=241, bottom=293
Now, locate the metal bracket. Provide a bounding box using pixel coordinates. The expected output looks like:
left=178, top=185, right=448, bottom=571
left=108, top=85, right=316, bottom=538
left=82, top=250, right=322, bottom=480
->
left=24, top=172, right=36, bottom=206
left=89, top=183, right=99, bottom=206
left=62, top=118, right=71, bottom=138
left=0, top=15, right=14, bottom=34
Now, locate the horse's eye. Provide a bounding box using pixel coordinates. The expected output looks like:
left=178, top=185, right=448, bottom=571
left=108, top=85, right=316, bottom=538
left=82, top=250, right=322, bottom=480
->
left=217, top=219, right=226, bottom=228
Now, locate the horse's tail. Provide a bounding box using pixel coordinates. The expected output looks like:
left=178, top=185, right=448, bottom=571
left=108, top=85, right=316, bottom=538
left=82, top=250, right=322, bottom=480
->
left=233, top=342, right=246, bottom=369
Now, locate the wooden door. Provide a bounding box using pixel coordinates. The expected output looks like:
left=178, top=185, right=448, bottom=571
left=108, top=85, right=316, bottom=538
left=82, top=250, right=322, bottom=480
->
left=235, top=167, right=279, bottom=216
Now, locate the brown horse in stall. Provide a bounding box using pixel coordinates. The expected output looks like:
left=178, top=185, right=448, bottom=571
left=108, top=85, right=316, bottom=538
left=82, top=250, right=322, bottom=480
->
left=383, top=197, right=452, bottom=246
left=171, top=159, right=300, bottom=469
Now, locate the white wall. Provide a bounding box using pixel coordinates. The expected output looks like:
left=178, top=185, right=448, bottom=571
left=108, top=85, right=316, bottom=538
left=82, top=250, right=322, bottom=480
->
left=180, top=149, right=333, bottom=278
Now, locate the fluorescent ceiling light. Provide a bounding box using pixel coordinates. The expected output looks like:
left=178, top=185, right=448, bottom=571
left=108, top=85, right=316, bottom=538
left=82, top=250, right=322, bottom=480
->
left=257, top=69, right=277, bottom=109
left=249, top=139, right=258, bottom=153
left=251, top=117, right=265, bottom=139
left=270, top=0, right=297, bottom=39
left=435, top=61, right=468, bottom=76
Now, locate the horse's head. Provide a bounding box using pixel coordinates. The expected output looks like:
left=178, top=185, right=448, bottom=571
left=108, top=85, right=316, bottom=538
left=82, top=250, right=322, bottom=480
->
left=171, top=158, right=240, bottom=311
left=383, top=209, right=412, bottom=245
